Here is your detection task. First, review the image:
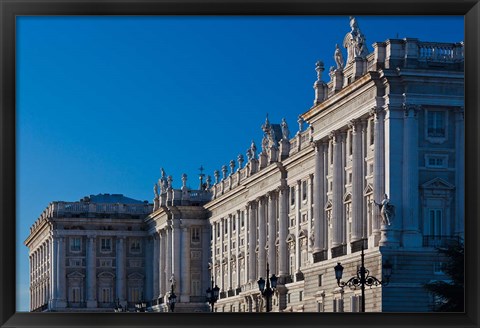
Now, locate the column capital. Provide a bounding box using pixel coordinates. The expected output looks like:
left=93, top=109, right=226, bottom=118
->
left=348, top=118, right=362, bottom=132
left=266, top=190, right=277, bottom=200
left=402, top=103, right=421, bottom=117
left=369, top=106, right=385, bottom=119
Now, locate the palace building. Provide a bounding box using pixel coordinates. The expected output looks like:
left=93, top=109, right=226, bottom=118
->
left=25, top=17, right=464, bottom=312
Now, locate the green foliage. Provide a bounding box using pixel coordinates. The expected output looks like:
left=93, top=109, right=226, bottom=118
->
left=424, top=239, right=464, bottom=312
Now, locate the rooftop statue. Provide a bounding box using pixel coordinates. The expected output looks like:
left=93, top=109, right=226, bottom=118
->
left=281, top=118, right=290, bottom=140
left=334, top=44, right=344, bottom=70
left=374, top=193, right=395, bottom=226
left=344, top=16, right=368, bottom=63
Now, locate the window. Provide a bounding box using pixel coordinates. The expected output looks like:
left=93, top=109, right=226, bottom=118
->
left=428, top=209, right=443, bottom=236
left=318, top=274, right=323, bottom=287
left=317, top=302, right=324, bottom=312
left=70, top=237, right=81, bottom=252
left=191, top=275, right=201, bottom=296
left=69, top=286, right=81, bottom=303
left=99, top=287, right=112, bottom=303
left=333, top=298, right=344, bottom=312
left=302, top=213, right=307, bottom=223
left=100, top=238, right=112, bottom=252
left=224, top=220, right=228, bottom=234
left=290, top=186, right=295, bottom=206
left=351, top=295, right=362, bottom=312
left=427, top=110, right=446, bottom=138
left=232, top=241, right=236, bottom=249
left=240, top=211, right=245, bottom=228
left=240, top=238, right=244, bottom=246
left=232, top=216, right=236, bottom=231
left=100, top=259, right=112, bottom=267
left=426, top=154, right=448, bottom=168
left=299, top=291, right=303, bottom=301
left=290, top=215, right=295, bottom=227
left=191, top=227, right=201, bottom=243
left=130, top=239, right=141, bottom=253
left=287, top=293, right=291, bottom=303
left=69, top=259, right=82, bottom=267
left=369, top=119, right=374, bottom=145
left=128, top=287, right=142, bottom=303
left=302, top=181, right=307, bottom=201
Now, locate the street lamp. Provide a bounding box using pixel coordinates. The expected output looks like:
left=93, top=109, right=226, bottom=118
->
left=206, top=278, right=220, bottom=312
left=333, top=245, right=392, bottom=312
left=257, top=263, right=278, bottom=312
left=167, top=285, right=177, bottom=312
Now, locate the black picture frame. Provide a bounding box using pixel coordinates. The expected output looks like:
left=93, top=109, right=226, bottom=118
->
left=1, top=1, right=478, bottom=328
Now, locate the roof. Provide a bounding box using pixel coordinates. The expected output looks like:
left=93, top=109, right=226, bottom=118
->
left=83, top=193, right=146, bottom=204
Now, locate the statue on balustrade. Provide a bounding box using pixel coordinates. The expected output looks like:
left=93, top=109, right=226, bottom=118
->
left=374, top=193, right=395, bottom=226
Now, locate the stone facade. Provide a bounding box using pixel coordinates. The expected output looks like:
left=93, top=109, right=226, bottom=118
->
left=25, top=17, right=464, bottom=313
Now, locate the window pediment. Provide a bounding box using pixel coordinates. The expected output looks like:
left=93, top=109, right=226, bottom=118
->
left=421, top=177, right=454, bottom=190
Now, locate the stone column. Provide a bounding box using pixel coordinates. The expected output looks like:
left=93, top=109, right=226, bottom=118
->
left=145, top=236, right=154, bottom=302
left=248, top=201, right=257, bottom=282
left=267, top=191, right=277, bottom=274
left=454, top=107, right=465, bottom=237
left=243, top=206, right=249, bottom=285
left=219, top=219, right=224, bottom=289
left=159, top=231, right=166, bottom=297
left=152, top=234, right=159, bottom=298
left=350, top=119, right=363, bottom=243
left=86, top=236, right=97, bottom=308
left=402, top=104, right=422, bottom=247
left=257, top=197, right=267, bottom=279
left=226, top=215, right=232, bottom=290
left=116, top=237, right=126, bottom=304
left=56, top=237, right=66, bottom=307
left=277, top=185, right=288, bottom=279
left=372, top=107, right=385, bottom=245
left=181, top=226, right=191, bottom=302
left=294, top=181, right=301, bottom=273
left=313, top=141, right=326, bottom=260
left=172, top=220, right=181, bottom=294
left=49, top=236, right=56, bottom=309
left=307, top=174, right=313, bottom=258
left=165, top=225, right=172, bottom=294
left=202, top=225, right=211, bottom=295
left=331, top=131, right=344, bottom=248
left=235, top=212, right=241, bottom=287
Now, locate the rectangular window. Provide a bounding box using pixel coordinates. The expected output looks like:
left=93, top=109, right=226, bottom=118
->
left=290, top=216, right=295, bottom=227
left=70, top=287, right=81, bottom=303
left=318, top=274, right=323, bottom=287
left=369, top=119, right=374, bottom=145
left=232, top=216, right=236, bottom=231
left=302, top=181, right=307, bottom=201
left=224, top=220, right=228, bottom=234
left=100, top=238, right=112, bottom=252
left=317, top=302, right=324, bottom=312
left=128, top=287, right=142, bottom=303
left=100, top=259, right=112, bottom=267
left=130, top=239, right=141, bottom=253
left=99, top=287, right=112, bottom=303
left=427, top=111, right=446, bottom=137
left=290, top=186, right=295, bottom=206
left=287, top=293, right=291, bottom=303
left=425, top=154, right=448, bottom=168
left=69, top=259, right=82, bottom=267
left=351, top=295, right=362, bottom=312
left=333, top=298, right=344, bottom=312
left=302, top=213, right=307, bottom=223
left=191, top=227, right=201, bottom=243
left=70, top=237, right=81, bottom=252
left=191, top=274, right=201, bottom=296
left=299, top=291, right=303, bottom=302
left=429, top=209, right=443, bottom=236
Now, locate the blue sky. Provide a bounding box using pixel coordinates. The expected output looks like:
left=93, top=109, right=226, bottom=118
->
left=16, top=15, right=464, bottom=311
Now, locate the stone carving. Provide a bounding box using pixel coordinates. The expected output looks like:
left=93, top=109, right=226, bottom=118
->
left=169, top=274, right=176, bottom=290
left=334, top=44, right=344, bottom=69
left=247, top=140, right=257, bottom=161
left=315, top=60, right=325, bottom=81
left=374, top=194, right=395, bottom=226
left=261, top=135, right=269, bottom=154
left=281, top=118, right=290, bottom=140
left=297, top=115, right=304, bottom=133
left=344, top=16, right=368, bottom=63
left=153, top=183, right=159, bottom=198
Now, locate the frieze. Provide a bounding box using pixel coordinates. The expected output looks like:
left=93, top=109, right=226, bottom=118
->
left=314, top=87, right=376, bottom=134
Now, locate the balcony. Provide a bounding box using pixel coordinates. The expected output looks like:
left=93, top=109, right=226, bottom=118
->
left=331, top=244, right=347, bottom=258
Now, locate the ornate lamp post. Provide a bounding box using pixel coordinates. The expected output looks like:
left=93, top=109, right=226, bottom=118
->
left=333, top=246, right=392, bottom=312
left=205, top=278, right=220, bottom=312
left=167, top=285, right=177, bottom=312
left=257, top=263, right=278, bottom=312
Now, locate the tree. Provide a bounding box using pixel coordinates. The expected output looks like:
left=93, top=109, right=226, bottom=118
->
left=424, top=239, right=464, bottom=312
